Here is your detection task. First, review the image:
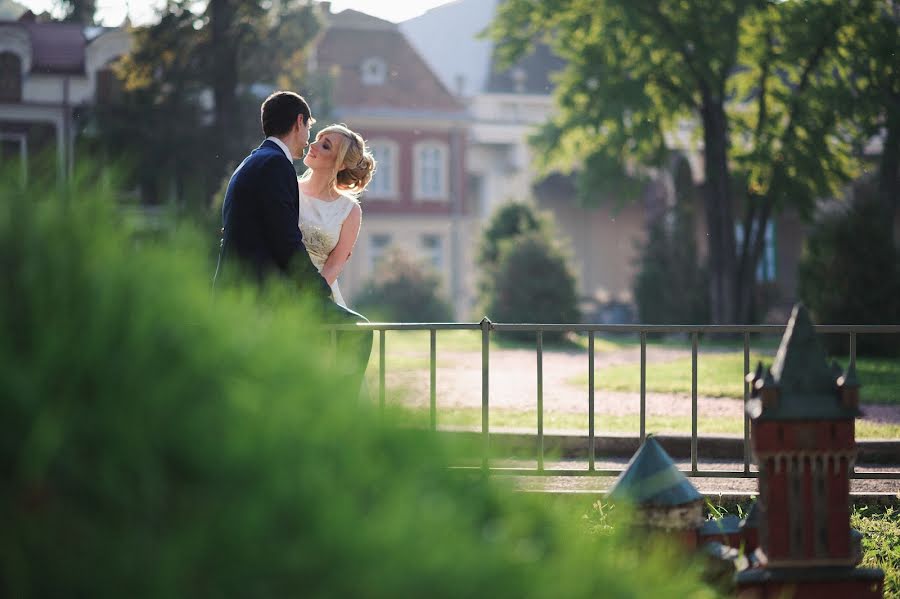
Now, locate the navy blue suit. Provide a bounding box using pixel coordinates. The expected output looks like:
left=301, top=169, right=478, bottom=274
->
left=216, top=139, right=330, bottom=295
left=215, top=139, right=372, bottom=394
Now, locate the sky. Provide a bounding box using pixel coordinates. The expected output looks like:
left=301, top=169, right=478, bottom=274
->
left=15, top=0, right=456, bottom=26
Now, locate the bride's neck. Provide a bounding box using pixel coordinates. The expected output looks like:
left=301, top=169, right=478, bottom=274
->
left=302, top=171, right=338, bottom=199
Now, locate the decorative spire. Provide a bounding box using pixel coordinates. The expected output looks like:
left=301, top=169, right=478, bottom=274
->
left=608, top=436, right=702, bottom=506
left=749, top=304, right=861, bottom=421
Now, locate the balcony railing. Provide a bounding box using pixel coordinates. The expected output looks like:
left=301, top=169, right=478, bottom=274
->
left=330, top=320, right=900, bottom=481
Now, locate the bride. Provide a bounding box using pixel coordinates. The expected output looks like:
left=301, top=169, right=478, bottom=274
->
left=297, top=124, right=376, bottom=307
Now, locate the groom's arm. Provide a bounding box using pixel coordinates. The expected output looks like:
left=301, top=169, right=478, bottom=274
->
left=258, top=157, right=331, bottom=297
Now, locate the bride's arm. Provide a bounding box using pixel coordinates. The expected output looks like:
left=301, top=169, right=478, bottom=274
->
left=320, top=203, right=362, bottom=286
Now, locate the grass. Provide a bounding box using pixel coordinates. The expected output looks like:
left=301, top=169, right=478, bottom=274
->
left=570, top=352, right=900, bottom=405
left=391, top=406, right=900, bottom=439
left=854, top=504, right=900, bottom=599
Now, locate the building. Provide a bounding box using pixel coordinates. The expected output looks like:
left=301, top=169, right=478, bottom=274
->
left=310, top=5, right=472, bottom=317
left=403, top=0, right=653, bottom=319
left=0, top=11, right=130, bottom=183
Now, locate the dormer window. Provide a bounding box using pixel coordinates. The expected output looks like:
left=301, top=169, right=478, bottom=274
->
left=361, top=57, right=387, bottom=86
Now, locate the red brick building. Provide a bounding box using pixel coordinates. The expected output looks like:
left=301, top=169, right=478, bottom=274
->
left=308, top=6, right=472, bottom=316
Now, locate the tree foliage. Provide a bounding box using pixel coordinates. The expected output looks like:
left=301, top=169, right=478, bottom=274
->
left=478, top=204, right=580, bottom=339
left=634, top=157, right=710, bottom=324
left=798, top=184, right=900, bottom=356
left=86, top=0, right=322, bottom=211
left=353, top=250, right=454, bottom=322
left=56, top=0, right=94, bottom=23
left=489, top=0, right=890, bottom=323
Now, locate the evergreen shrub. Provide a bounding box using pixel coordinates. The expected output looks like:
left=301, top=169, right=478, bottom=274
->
left=0, top=173, right=713, bottom=598
left=353, top=250, right=454, bottom=322
left=798, top=195, right=900, bottom=356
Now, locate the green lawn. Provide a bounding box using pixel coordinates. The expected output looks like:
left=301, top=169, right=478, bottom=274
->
left=570, top=352, right=900, bottom=405
left=579, top=498, right=900, bottom=599
left=393, top=406, right=900, bottom=439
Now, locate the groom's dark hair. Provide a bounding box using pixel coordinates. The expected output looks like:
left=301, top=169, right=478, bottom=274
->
left=261, top=91, right=313, bottom=137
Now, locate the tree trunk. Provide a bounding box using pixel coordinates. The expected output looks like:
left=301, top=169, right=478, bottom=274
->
left=878, top=107, right=900, bottom=245
left=209, top=0, right=241, bottom=167
left=700, top=97, right=738, bottom=324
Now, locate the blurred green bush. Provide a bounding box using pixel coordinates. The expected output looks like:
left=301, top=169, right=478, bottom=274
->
left=353, top=249, right=454, bottom=322
left=0, top=172, right=714, bottom=598
left=798, top=189, right=900, bottom=356
left=478, top=203, right=580, bottom=341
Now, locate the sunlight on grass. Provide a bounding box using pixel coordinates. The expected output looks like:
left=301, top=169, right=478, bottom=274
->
left=568, top=352, right=900, bottom=405
left=396, top=406, right=900, bottom=439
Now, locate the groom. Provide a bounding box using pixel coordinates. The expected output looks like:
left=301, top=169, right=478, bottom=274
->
left=214, top=91, right=372, bottom=395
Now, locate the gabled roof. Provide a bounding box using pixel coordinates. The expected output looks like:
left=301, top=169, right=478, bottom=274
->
left=485, top=41, right=564, bottom=95
left=314, top=9, right=464, bottom=114
left=608, top=436, right=702, bottom=507
left=748, top=304, right=861, bottom=421
left=0, top=14, right=86, bottom=74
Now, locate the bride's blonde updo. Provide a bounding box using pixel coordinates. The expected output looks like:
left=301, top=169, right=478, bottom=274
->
left=317, top=123, right=376, bottom=200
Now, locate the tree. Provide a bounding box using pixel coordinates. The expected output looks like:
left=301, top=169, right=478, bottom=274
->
left=89, top=0, right=322, bottom=209
left=57, top=0, right=95, bottom=24
left=833, top=0, right=900, bottom=241
left=353, top=250, right=454, bottom=322
left=633, top=157, right=710, bottom=324
left=489, top=0, right=879, bottom=323
left=798, top=183, right=900, bottom=356
left=477, top=203, right=579, bottom=339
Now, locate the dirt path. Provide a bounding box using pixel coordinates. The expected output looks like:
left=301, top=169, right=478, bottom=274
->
left=381, top=346, right=900, bottom=425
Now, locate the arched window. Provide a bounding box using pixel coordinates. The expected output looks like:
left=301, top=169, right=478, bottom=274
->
left=0, top=52, right=22, bottom=102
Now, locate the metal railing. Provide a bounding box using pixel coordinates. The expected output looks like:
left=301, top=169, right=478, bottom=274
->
left=330, top=320, right=900, bottom=480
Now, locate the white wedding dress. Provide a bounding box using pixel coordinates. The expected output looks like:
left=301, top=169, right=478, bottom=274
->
left=297, top=187, right=356, bottom=307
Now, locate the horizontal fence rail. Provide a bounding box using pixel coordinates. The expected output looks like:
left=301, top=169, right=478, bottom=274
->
left=327, top=321, right=900, bottom=481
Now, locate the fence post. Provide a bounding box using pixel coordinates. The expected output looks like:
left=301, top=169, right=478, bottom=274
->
left=481, top=317, right=492, bottom=471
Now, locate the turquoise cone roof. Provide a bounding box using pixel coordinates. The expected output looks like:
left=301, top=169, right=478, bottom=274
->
left=608, top=436, right=702, bottom=506
left=748, top=304, right=861, bottom=421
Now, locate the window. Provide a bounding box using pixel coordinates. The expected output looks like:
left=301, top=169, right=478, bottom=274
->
left=420, top=234, right=443, bottom=270
left=0, top=52, right=22, bottom=102
left=361, top=57, right=387, bottom=86
left=369, top=233, right=392, bottom=272
left=735, top=220, right=777, bottom=282
left=414, top=142, right=448, bottom=200
left=366, top=140, right=397, bottom=199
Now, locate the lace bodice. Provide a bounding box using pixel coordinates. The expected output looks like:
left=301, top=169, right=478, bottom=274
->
left=297, top=186, right=356, bottom=307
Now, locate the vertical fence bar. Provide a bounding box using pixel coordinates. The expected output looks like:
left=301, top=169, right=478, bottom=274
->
left=743, top=332, right=751, bottom=475
left=481, top=318, right=491, bottom=471
left=588, top=331, right=596, bottom=472
left=430, top=329, right=437, bottom=431
left=691, top=332, right=698, bottom=476
left=379, top=329, right=385, bottom=414
left=849, top=331, right=857, bottom=366
left=640, top=331, right=646, bottom=442
left=536, top=330, right=544, bottom=472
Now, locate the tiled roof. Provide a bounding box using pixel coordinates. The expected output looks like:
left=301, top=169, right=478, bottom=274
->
left=24, top=20, right=86, bottom=74
left=314, top=10, right=464, bottom=113
left=608, top=436, right=702, bottom=507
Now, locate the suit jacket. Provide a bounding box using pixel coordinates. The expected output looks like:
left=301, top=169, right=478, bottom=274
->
left=214, top=140, right=330, bottom=299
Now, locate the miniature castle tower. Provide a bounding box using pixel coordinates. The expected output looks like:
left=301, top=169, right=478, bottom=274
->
left=738, top=304, right=883, bottom=598
left=608, top=435, right=705, bottom=548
